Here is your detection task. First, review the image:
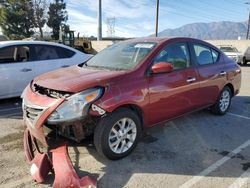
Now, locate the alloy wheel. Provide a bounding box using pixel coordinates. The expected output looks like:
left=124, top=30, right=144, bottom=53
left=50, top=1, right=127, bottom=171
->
left=108, top=118, right=137, bottom=154
left=219, top=90, right=230, bottom=112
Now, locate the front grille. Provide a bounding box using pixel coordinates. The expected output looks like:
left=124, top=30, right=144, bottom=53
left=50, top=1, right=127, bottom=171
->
left=24, top=104, right=44, bottom=124
left=33, top=84, right=72, bottom=99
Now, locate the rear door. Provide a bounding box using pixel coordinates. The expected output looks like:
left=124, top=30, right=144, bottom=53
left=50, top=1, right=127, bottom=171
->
left=190, top=43, right=226, bottom=106
left=0, top=45, right=35, bottom=98
left=31, top=44, right=76, bottom=78
left=147, top=41, right=200, bottom=126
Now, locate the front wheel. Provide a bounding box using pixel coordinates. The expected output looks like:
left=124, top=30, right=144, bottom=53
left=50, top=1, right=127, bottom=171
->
left=211, top=86, right=232, bottom=115
left=94, top=108, right=141, bottom=160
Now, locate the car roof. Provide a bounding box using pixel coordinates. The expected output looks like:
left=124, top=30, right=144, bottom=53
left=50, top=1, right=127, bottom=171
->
left=0, top=40, right=79, bottom=52
left=125, top=37, right=169, bottom=43
left=125, top=37, right=211, bottom=45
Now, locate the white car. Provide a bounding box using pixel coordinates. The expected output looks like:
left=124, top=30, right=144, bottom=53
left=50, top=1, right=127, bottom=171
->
left=0, top=40, right=92, bottom=99
left=219, top=45, right=242, bottom=64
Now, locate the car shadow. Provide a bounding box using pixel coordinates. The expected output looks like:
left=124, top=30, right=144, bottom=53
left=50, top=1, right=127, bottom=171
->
left=66, top=95, right=250, bottom=187
left=0, top=97, right=22, bottom=119
left=239, top=63, right=250, bottom=67
left=7, top=95, right=249, bottom=187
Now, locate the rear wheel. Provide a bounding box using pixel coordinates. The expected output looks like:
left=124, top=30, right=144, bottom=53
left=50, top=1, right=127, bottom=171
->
left=94, top=108, right=141, bottom=160
left=211, top=86, right=232, bottom=115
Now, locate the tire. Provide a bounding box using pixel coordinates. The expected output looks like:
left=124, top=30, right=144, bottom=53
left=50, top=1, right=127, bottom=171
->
left=243, top=57, right=247, bottom=65
left=211, top=86, right=232, bottom=115
left=94, top=108, right=142, bottom=160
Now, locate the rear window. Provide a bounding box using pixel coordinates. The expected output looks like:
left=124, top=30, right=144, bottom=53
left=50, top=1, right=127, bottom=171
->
left=34, top=45, right=75, bottom=61
left=193, top=44, right=219, bottom=65
left=212, top=49, right=219, bottom=62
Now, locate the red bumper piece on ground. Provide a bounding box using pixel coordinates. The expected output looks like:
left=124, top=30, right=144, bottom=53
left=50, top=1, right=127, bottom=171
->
left=51, top=144, right=97, bottom=188
left=30, top=153, right=52, bottom=183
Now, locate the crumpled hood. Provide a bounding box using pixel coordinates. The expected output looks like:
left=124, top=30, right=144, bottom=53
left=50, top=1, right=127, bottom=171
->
left=33, top=65, right=126, bottom=93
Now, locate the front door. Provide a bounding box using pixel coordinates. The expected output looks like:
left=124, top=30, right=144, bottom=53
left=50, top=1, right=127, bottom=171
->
left=0, top=45, right=34, bottom=98
left=147, top=42, right=200, bottom=126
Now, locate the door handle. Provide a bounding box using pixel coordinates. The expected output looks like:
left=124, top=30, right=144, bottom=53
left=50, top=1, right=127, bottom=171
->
left=20, top=68, right=32, bottom=72
left=186, top=77, right=196, bottom=83
left=61, top=65, right=70, bottom=68
left=219, top=71, right=227, bottom=76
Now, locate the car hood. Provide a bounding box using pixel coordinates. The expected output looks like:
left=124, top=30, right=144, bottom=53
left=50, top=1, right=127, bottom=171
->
left=33, top=65, right=126, bottom=93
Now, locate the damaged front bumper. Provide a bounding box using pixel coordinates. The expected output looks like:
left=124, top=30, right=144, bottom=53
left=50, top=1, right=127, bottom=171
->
left=22, top=84, right=105, bottom=145
left=22, top=85, right=102, bottom=187
left=24, top=129, right=96, bottom=188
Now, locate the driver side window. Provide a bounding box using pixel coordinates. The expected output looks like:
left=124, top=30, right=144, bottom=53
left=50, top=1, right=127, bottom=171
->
left=154, top=42, right=191, bottom=70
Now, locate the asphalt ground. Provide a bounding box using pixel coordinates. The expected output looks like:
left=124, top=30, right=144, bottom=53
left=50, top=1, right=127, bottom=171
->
left=0, top=66, right=250, bottom=188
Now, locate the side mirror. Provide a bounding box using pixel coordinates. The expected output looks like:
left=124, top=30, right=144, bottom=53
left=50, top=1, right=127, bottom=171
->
left=151, top=62, right=173, bottom=74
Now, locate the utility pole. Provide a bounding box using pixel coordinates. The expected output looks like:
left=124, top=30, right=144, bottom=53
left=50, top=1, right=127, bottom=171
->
left=97, top=0, right=102, bottom=41
left=245, top=2, right=250, bottom=39
left=155, top=0, right=159, bottom=37
left=247, top=12, right=250, bottom=39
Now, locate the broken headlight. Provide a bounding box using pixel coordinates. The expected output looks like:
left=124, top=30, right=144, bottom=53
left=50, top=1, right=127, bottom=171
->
left=47, top=87, right=103, bottom=123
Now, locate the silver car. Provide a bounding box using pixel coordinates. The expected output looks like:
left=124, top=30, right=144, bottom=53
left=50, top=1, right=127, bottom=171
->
left=219, top=45, right=242, bottom=64
left=243, top=46, right=250, bottom=65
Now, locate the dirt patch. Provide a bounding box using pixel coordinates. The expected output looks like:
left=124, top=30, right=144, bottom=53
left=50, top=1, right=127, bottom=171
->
left=219, top=151, right=230, bottom=156
left=210, top=149, right=218, bottom=152
left=231, top=153, right=246, bottom=160
left=130, top=150, right=176, bottom=161
left=0, top=131, right=23, bottom=144
left=241, top=162, right=250, bottom=171
left=1, top=139, right=23, bottom=151
left=142, top=133, right=158, bottom=144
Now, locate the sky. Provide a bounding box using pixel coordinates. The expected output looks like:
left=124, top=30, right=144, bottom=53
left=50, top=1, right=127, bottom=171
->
left=62, top=0, right=250, bottom=37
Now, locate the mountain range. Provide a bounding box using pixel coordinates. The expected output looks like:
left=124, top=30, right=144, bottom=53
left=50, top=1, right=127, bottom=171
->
left=157, top=21, right=248, bottom=40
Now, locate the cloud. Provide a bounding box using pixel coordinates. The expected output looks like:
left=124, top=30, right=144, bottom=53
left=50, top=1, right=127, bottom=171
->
left=68, top=9, right=96, bottom=23
left=66, top=0, right=172, bottom=37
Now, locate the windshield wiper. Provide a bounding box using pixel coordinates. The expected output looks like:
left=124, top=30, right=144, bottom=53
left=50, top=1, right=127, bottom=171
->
left=78, top=60, right=88, bottom=67
left=85, top=65, right=112, bottom=70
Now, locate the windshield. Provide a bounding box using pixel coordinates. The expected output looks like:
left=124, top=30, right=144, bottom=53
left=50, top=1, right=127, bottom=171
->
left=86, top=41, right=157, bottom=70
left=220, top=47, right=238, bottom=52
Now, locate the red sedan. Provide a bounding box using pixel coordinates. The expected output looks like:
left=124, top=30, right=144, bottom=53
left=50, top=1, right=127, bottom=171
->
left=22, top=37, right=241, bottom=160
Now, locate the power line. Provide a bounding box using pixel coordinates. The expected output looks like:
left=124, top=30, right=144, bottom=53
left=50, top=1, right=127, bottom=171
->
left=166, top=1, right=242, bottom=21
left=162, top=0, right=245, bottom=23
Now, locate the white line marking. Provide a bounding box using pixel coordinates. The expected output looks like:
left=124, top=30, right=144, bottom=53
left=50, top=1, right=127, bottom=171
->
left=179, top=139, right=250, bottom=188
left=228, top=168, right=250, bottom=188
left=0, top=107, right=22, bottom=112
left=227, top=113, right=250, bottom=120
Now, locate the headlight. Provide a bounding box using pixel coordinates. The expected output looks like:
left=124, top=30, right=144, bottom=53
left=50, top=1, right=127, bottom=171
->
left=47, top=87, right=103, bottom=123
